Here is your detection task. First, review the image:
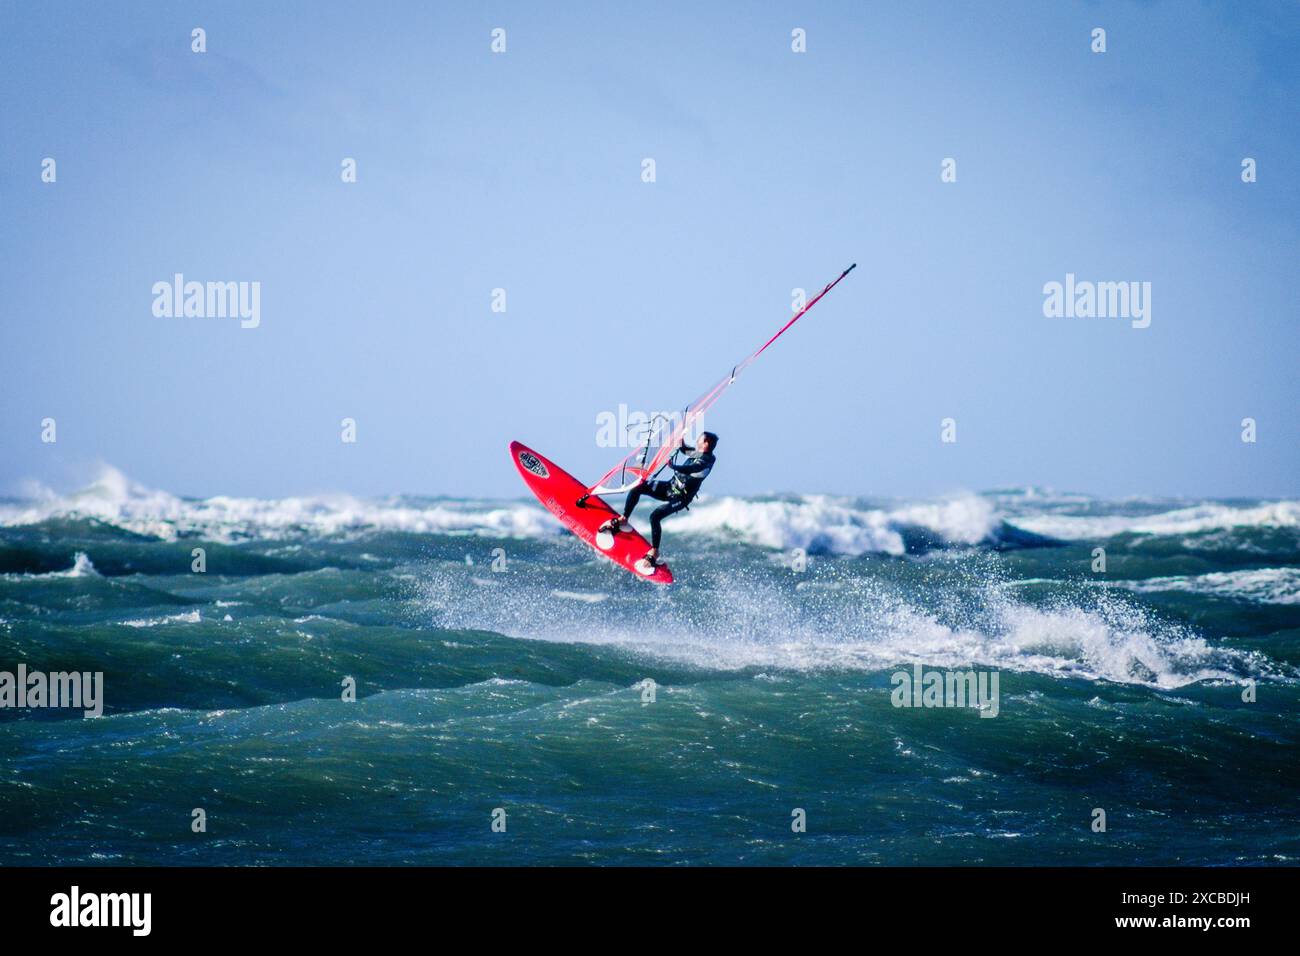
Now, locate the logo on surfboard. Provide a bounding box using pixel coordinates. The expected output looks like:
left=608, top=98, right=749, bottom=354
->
left=517, top=450, right=549, bottom=478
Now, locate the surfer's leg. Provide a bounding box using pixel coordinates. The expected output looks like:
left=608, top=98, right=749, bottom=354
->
left=648, top=506, right=666, bottom=550
left=621, top=485, right=643, bottom=519
left=648, top=498, right=688, bottom=551
left=623, top=481, right=670, bottom=518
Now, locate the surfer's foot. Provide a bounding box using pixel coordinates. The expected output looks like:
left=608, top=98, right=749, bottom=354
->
left=643, top=548, right=662, bottom=567
left=599, top=516, right=625, bottom=533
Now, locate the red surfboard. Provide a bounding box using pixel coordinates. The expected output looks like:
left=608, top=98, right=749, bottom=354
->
left=509, top=440, right=673, bottom=584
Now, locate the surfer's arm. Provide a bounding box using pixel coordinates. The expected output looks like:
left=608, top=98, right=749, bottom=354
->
left=670, top=457, right=709, bottom=474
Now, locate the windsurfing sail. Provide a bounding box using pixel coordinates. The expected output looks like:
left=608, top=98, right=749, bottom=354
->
left=587, top=263, right=857, bottom=495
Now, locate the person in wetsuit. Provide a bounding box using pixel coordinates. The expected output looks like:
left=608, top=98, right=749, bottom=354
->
left=599, top=431, right=717, bottom=567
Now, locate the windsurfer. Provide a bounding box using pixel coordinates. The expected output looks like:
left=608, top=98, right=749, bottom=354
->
left=599, top=432, right=717, bottom=566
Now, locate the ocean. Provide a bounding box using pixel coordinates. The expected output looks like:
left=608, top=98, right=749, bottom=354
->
left=1, top=467, right=1297, bottom=865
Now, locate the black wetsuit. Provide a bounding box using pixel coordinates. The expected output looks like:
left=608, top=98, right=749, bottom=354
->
left=622, top=446, right=716, bottom=550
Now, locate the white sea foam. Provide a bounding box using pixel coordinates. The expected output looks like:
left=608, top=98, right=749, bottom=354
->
left=1113, top=567, right=1300, bottom=605
left=4, top=465, right=1294, bottom=559
left=121, top=609, right=202, bottom=628
left=667, top=493, right=998, bottom=555
left=550, top=590, right=609, bottom=603
left=674, top=495, right=907, bottom=553
left=63, top=552, right=99, bottom=577
left=419, top=567, right=1280, bottom=690
left=0, top=465, right=556, bottom=543
left=1, top=551, right=100, bottom=579
left=0, top=465, right=1000, bottom=554
left=1010, top=501, right=1300, bottom=540
left=1007, top=567, right=1300, bottom=605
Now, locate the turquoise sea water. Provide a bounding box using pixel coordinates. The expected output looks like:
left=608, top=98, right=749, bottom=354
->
left=1, top=471, right=1297, bottom=864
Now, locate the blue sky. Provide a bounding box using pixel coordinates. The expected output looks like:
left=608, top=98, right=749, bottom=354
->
left=1, top=1, right=1296, bottom=500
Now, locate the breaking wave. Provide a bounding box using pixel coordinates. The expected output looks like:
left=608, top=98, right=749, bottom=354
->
left=1113, top=567, right=1300, bottom=605
left=674, top=494, right=1001, bottom=555
left=1009, top=500, right=1300, bottom=540
left=0, top=465, right=554, bottom=543
left=3, top=466, right=1295, bottom=561
left=418, top=567, right=1283, bottom=690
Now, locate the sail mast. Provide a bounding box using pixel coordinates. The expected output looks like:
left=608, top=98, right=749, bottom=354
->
left=586, top=264, right=857, bottom=498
